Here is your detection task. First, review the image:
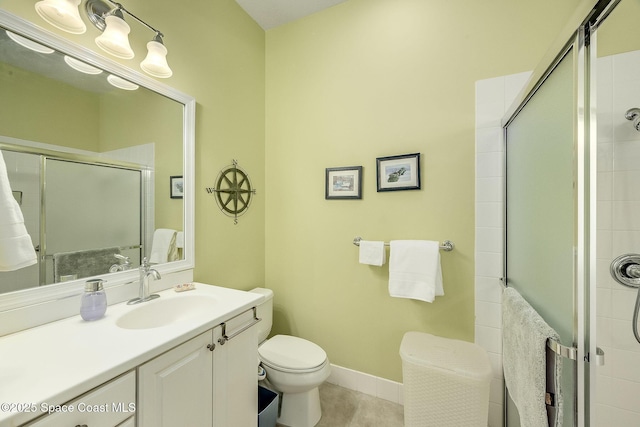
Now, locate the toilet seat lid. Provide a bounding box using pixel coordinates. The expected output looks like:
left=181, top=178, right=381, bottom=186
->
left=259, top=335, right=327, bottom=371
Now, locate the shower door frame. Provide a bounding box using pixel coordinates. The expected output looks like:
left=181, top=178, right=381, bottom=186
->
left=502, top=1, right=619, bottom=425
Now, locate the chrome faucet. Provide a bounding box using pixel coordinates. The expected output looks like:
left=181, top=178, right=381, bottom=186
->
left=109, top=254, right=132, bottom=273
left=127, top=257, right=161, bottom=305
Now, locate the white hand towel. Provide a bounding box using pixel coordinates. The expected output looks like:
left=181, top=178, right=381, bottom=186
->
left=358, top=240, right=386, bottom=266
left=149, top=228, right=177, bottom=263
left=388, top=240, right=443, bottom=302
left=0, top=151, right=37, bottom=271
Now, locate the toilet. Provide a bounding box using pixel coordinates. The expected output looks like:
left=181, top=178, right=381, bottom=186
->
left=250, top=288, right=331, bottom=427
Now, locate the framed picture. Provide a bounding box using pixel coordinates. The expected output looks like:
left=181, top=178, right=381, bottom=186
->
left=376, top=153, right=421, bottom=192
left=325, top=166, right=363, bottom=199
left=170, top=176, right=184, bottom=199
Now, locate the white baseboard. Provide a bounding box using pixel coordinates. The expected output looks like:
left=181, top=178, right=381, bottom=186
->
left=326, top=364, right=404, bottom=406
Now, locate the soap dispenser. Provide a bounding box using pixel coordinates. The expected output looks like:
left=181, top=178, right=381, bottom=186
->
left=80, top=279, right=107, bottom=321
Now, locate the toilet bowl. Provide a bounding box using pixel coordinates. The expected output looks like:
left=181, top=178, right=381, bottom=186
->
left=250, top=288, right=331, bottom=427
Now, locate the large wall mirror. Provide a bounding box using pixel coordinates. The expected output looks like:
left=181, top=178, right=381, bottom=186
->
left=0, top=10, right=195, bottom=310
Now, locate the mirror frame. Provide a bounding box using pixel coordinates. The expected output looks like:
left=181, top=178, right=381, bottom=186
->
left=0, top=9, right=195, bottom=313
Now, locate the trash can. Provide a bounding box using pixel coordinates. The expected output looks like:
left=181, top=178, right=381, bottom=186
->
left=258, top=386, right=279, bottom=427
left=400, top=332, right=492, bottom=427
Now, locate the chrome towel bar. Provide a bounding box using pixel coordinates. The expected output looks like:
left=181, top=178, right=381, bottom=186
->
left=546, top=337, right=604, bottom=365
left=352, top=236, right=455, bottom=252
left=218, top=306, right=261, bottom=346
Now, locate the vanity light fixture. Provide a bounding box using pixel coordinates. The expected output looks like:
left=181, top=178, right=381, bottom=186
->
left=34, top=0, right=86, bottom=35
left=86, top=0, right=173, bottom=78
left=6, top=31, right=55, bottom=54
left=34, top=0, right=173, bottom=78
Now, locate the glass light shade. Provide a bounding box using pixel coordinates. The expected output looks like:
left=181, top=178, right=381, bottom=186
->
left=6, top=31, right=54, bottom=54
left=140, top=40, right=173, bottom=78
left=35, top=0, right=86, bottom=34
left=64, top=56, right=102, bottom=75
left=107, top=74, right=139, bottom=91
left=95, top=15, right=134, bottom=59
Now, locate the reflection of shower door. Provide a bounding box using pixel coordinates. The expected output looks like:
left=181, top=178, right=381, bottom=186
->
left=44, top=159, right=142, bottom=282
left=504, top=43, right=581, bottom=426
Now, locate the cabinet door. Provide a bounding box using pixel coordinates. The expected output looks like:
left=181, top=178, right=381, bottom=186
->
left=213, top=311, right=259, bottom=427
left=138, top=331, right=213, bottom=427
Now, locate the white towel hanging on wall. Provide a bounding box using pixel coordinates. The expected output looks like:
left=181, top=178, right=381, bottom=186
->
left=358, top=240, right=386, bottom=266
left=0, top=150, right=37, bottom=271
left=388, top=240, right=444, bottom=302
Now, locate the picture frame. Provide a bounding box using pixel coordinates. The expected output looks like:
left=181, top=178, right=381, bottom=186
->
left=170, top=175, right=184, bottom=199
left=376, top=153, right=421, bottom=192
left=325, top=166, right=363, bottom=200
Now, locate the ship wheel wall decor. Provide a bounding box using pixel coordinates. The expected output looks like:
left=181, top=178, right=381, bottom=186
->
left=206, top=160, right=256, bottom=224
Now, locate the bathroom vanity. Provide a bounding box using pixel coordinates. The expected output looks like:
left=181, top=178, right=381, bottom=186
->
left=0, top=8, right=260, bottom=427
left=0, top=284, right=262, bottom=427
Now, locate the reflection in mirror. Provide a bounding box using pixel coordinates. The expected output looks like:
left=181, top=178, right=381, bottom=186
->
left=0, top=16, right=188, bottom=296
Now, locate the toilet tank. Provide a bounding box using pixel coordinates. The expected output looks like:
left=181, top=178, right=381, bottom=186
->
left=249, top=287, right=273, bottom=343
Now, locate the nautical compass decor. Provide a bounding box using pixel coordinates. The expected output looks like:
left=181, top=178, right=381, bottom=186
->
left=206, top=160, right=256, bottom=224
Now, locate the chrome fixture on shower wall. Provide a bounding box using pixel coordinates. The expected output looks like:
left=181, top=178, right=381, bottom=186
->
left=610, top=253, right=640, bottom=344
left=625, top=107, right=640, bottom=131
left=34, top=0, right=172, bottom=78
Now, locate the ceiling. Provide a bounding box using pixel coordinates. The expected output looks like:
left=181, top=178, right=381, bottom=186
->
left=234, top=0, right=348, bottom=30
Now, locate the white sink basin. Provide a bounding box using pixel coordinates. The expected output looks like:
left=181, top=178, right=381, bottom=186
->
left=116, top=295, right=217, bottom=329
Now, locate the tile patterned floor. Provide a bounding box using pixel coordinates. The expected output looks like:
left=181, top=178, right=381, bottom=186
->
left=276, top=382, right=404, bottom=427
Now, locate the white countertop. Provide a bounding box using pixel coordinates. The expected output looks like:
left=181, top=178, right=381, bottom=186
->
left=0, top=283, right=262, bottom=427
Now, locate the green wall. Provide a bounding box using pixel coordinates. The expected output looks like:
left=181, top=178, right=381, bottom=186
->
left=0, top=62, right=100, bottom=149
left=265, top=0, right=581, bottom=381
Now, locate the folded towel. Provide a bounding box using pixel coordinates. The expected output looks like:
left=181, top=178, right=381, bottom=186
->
left=0, top=151, right=37, bottom=271
left=503, top=287, right=563, bottom=427
left=388, top=240, right=443, bottom=302
left=149, top=228, right=178, bottom=263
left=359, top=240, right=386, bottom=266
left=53, top=247, right=121, bottom=282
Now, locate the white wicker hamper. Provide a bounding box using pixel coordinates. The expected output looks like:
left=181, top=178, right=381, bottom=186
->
left=400, top=332, right=492, bottom=427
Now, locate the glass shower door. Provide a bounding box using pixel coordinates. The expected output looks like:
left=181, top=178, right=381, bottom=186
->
left=504, top=44, right=579, bottom=426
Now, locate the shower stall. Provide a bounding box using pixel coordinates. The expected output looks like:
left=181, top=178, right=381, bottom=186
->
left=500, top=0, right=640, bottom=425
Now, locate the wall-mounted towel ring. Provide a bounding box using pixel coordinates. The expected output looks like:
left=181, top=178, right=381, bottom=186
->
left=352, top=236, right=454, bottom=252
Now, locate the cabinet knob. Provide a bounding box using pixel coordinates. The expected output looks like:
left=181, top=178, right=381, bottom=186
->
left=207, top=343, right=215, bottom=351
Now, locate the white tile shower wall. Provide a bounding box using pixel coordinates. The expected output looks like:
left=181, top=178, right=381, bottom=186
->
left=595, top=50, right=640, bottom=426
left=475, top=71, right=531, bottom=427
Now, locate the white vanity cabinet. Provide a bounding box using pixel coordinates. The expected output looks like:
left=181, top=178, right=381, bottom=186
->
left=137, top=331, right=213, bottom=426
left=0, top=285, right=263, bottom=427
left=137, top=308, right=259, bottom=427
left=24, top=372, right=136, bottom=427
left=212, top=309, right=259, bottom=427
